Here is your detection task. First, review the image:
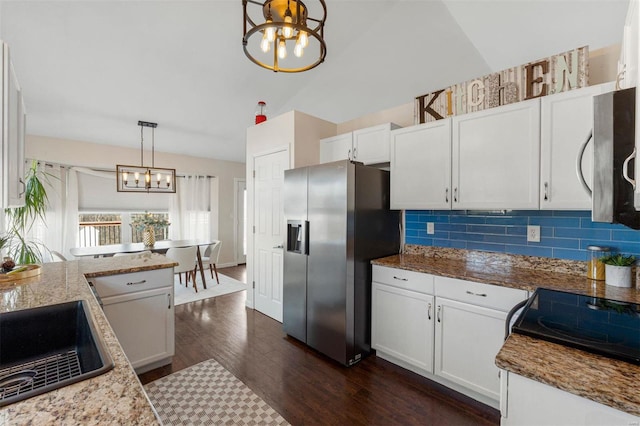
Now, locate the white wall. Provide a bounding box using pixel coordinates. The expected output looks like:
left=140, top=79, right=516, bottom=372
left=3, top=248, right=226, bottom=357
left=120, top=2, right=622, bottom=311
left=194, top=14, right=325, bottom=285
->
left=26, top=134, right=245, bottom=267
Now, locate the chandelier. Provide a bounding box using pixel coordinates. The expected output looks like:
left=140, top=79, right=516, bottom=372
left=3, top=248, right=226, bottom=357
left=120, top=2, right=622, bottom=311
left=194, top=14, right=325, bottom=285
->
left=116, top=121, right=176, bottom=194
left=242, top=0, right=327, bottom=73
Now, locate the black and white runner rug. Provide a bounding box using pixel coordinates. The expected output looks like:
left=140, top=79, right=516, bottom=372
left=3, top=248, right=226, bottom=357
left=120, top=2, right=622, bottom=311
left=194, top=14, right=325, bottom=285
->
left=144, top=359, right=289, bottom=425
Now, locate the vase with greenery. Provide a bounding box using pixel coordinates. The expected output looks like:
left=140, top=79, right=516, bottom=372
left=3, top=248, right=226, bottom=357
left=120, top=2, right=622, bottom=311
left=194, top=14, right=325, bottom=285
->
left=601, top=254, right=636, bottom=288
left=1, top=161, right=51, bottom=265
left=131, top=212, right=170, bottom=247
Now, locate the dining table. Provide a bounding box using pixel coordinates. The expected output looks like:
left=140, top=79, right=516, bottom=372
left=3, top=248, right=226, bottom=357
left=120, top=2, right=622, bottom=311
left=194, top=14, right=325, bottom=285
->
left=69, top=239, right=214, bottom=288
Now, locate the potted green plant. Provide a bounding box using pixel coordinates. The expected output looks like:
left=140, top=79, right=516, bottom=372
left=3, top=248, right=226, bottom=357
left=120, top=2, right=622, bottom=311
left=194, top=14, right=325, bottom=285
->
left=2, top=161, right=51, bottom=265
left=130, top=212, right=170, bottom=247
left=601, top=253, right=636, bottom=288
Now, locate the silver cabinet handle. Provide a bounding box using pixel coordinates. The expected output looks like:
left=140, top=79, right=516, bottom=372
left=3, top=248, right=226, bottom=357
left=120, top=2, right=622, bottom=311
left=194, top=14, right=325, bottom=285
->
left=126, top=279, right=147, bottom=286
left=453, top=187, right=458, bottom=203
left=168, top=293, right=171, bottom=309
left=622, top=147, right=637, bottom=189
left=437, top=305, right=441, bottom=322
left=393, top=276, right=408, bottom=281
left=353, top=147, right=357, bottom=159
left=445, top=188, right=449, bottom=203
left=273, top=244, right=284, bottom=249
left=348, top=149, right=351, bottom=160
left=18, top=179, right=25, bottom=197
left=466, top=290, right=487, bottom=297
left=543, top=182, right=549, bottom=201
left=427, top=302, right=432, bottom=320
left=576, top=130, right=593, bottom=197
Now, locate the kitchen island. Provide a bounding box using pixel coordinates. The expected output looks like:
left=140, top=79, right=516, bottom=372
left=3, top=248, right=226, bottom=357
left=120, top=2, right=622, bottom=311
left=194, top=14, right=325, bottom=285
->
left=372, top=246, right=640, bottom=420
left=0, top=255, right=176, bottom=424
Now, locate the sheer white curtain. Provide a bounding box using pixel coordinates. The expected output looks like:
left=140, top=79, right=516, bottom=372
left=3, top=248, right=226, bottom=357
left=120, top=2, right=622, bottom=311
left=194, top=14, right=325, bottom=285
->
left=28, top=162, right=79, bottom=261
left=168, top=175, right=212, bottom=240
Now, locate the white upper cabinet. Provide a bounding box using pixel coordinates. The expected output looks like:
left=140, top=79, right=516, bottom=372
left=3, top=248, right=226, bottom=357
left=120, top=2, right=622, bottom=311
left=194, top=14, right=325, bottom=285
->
left=390, top=120, right=452, bottom=209
left=319, top=132, right=353, bottom=164
left=320, top=123, right=400, bottom=165
left=540, top=82, right=615, bottom=210
left=2, top=42, right=26, bottom=208
left=452, top=98, right=541, bottom=210
left=352, top=123, right=400, bottom=165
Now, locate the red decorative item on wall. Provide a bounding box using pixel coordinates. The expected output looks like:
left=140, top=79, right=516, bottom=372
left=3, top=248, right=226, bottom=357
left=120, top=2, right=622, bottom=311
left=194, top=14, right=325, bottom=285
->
left=255, top=101, right=267, bottom=124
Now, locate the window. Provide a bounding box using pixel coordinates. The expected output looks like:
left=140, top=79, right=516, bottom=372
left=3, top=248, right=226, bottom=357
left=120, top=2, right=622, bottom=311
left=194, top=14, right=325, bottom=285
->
left=78, top=212, right=170, bottom=247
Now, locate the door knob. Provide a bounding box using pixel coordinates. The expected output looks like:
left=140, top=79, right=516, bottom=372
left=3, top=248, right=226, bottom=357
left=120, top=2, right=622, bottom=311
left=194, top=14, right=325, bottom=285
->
left=273, top=244, right=284, bottom=249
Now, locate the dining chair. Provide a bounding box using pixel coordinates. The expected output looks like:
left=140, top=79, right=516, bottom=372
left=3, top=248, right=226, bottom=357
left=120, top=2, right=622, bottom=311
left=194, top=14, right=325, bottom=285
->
left=166, top=246, right=199, bottom=291
left=199, top=241, right=222, bottom=284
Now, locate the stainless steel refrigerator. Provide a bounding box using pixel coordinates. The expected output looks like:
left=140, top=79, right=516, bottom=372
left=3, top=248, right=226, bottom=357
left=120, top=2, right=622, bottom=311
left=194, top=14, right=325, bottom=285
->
left=283, top=160, right=400, bottom=366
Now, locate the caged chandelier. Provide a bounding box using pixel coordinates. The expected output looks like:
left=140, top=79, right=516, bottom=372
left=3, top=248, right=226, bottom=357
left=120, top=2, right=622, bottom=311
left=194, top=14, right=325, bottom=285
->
left=116, top=121, right=176, bottom=194
left=242, top=0, right=327, bottom=73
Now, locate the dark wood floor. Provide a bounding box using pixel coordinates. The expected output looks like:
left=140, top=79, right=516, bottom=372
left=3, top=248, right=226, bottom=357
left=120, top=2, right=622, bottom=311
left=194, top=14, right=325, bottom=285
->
left=139, top=264, right=500, bottom=425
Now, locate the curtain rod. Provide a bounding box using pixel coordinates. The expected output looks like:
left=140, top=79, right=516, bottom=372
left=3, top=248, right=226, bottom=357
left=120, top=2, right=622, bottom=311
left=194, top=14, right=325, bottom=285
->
left=32, top=160, right=216, bottom=179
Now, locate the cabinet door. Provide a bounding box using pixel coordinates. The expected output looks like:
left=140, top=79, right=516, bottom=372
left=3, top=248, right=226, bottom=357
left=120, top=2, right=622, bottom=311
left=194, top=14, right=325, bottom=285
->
left=540, top=83, right=614, bottom=209
left=3, top=47, right=25, bottom=207
left=452, top=99, right=540, bottom=209
left=434, top=297, right=506, bottom=401
left=372, top=282, right=434, bottom=374
left=390, top=120, right=451, bottom=209
left=319, top=133, right=352, bottom=163
left=102, top=287, right=175, bottom=370
left=353, top=123, right=398, bottom=165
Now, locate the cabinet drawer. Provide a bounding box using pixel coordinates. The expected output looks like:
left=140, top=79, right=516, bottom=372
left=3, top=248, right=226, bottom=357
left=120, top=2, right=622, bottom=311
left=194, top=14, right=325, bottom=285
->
left=91, top=268, right=173, bottom=298
left=434, top=276, right=527, bottom=312
left=372, top=265, right=434, bottom=294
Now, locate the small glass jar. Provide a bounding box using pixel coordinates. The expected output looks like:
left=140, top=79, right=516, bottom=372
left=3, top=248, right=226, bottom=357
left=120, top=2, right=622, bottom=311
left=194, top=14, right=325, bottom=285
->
left=587, top=245, right=610, bottom=280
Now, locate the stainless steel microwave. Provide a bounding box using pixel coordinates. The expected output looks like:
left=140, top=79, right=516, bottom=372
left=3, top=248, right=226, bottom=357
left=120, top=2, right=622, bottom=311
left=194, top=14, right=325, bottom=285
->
left=581, top=87, right=640, bottom=230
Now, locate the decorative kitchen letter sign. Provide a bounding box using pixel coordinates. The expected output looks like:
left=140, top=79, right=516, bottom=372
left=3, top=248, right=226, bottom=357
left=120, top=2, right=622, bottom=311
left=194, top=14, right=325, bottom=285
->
left=415, top=46, right=588, bottom=124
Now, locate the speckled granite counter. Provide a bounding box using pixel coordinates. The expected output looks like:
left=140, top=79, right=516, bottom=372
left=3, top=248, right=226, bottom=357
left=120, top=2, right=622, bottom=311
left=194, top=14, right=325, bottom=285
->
left=372, top=246, right=640, bottom=418
left=0, top=254, right=177, bottom=425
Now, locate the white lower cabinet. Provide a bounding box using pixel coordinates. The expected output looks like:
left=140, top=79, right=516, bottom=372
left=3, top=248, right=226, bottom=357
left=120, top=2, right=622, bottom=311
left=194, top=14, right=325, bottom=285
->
left=92, top=267, right=175, bottom=373
left=434, top=297, right=506, bottom=401
left=500, top=372, right=639, bottom=425
left=372, top=265, right=528, bottom=409
left=372, top=282, right=434, bottom=374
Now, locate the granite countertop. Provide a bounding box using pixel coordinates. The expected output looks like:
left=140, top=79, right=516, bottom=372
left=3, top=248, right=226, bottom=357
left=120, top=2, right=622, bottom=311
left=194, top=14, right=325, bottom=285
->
left=0, top=254, right=176, bottom=425
left=372, top=245, right=640, bottom=417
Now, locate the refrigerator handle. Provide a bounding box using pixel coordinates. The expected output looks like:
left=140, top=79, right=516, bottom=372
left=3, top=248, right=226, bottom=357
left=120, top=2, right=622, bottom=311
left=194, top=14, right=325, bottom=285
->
left=301, top=221, right=310, bottom=255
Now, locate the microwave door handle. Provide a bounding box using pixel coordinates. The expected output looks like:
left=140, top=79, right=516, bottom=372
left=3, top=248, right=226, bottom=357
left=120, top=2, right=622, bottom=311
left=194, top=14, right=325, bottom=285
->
left=576, top=130, right=593, bottom=197
left=622, top=147, right=637, bottom=189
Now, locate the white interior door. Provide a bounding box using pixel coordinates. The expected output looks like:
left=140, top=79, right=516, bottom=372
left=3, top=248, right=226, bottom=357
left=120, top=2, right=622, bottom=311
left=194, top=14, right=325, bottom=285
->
left=253, top=149, right=289, bottom=322
left=235, top=179, right=247, bottom=264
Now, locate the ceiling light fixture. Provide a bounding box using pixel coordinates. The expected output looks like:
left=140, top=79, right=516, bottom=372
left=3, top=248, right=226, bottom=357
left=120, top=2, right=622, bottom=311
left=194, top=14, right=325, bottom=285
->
left=242, top=0, right=327, bottom=73
left=116, top=121, right=176, bottom=194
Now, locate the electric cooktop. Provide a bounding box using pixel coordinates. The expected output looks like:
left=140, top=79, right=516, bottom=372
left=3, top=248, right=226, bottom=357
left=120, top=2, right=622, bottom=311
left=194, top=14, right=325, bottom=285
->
left=511, top=288, right=640, bottom=365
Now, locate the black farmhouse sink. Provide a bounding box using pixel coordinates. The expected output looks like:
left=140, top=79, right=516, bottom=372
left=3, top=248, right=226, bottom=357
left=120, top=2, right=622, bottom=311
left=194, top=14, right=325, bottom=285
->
left=0, top=300, right=114, bottom=406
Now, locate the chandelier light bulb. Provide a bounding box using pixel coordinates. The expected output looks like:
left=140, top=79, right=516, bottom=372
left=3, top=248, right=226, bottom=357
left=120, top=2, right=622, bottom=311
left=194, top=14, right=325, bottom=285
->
left=294, top=40, right=304, bottom=58
left=283, top=9, right=293, bottom=39
left=260, top=33, right=271, bottom=53
left=278, top=39, right=287, bottom=59
left=299, top=30, right=309, bottom=48
left=265, top=17, right=276, bottom=42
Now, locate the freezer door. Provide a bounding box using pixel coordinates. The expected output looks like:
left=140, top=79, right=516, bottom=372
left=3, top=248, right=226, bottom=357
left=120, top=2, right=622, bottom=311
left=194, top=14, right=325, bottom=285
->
left=307, top=161, right=349, bottom=365
left=283, top=167, right=308, bottom=342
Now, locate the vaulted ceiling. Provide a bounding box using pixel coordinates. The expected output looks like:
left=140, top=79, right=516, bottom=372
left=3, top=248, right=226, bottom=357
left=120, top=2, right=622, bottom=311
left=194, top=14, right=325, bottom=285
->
left=0, top=0, right=630, bottom=163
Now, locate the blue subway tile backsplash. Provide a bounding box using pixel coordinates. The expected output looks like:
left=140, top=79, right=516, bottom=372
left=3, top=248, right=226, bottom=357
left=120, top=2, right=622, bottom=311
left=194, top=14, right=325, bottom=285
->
left=406, top=210, right=640, bottom=261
